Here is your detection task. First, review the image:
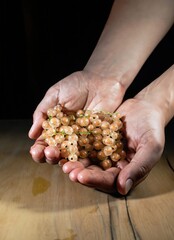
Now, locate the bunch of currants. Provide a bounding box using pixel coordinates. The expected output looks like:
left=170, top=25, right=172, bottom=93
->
left=41, top=104, right=127, bottom=170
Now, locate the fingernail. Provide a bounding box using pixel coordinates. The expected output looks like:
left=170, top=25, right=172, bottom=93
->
left=125, top=179, right=133, bottom=194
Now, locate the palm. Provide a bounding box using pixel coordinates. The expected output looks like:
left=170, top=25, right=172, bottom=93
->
left=29, top=70, right=125, bottom=164
left=62, top=98, right=165, bottom=195
left=118, top=98, right=165, bottom=160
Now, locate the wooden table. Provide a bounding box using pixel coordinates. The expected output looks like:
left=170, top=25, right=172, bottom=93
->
left=0, top=120, right=173, bottom=240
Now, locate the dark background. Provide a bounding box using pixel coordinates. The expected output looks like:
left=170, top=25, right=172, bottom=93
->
left=1, top=0, right=174, bottom=122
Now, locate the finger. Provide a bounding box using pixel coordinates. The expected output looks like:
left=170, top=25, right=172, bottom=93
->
left=30, top=140, right=47, bottom=163
left=62, top=158, right=91, bottom=182
left=116, top=159, right=129, bottom=169
left=77, top=166, right=120, bottom=193
left=117, top=144, right=163, bottom=195
left=58, top=159, right=69, bottom=167
left=62, top=158, right=91, bottom=173
left=28, top=115, right=46, bottom=140
left=44, top=146, right=61, bottom=164
left=68, top=161, right=102, bottom=182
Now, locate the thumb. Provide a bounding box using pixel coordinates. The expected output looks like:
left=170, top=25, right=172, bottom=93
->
left=28, top=100, right=53, bottom=139
left=28, top=112, right=45, bottom=139
left=28, top=86, right=60, bottom=139
left=116, top=144, right=162, bottom=195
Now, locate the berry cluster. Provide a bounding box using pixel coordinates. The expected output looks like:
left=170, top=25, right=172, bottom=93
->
left=41, top=104, right=127, bottom=170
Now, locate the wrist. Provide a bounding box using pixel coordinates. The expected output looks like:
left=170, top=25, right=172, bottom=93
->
left=83, top=61, right=137, bottom=93
left=82, top=68, right=128, bottom=94
left=134, top=65, right=174, bottom=126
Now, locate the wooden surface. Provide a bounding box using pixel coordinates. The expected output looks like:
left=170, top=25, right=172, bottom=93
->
left=0, top=120, right=173, bottom=240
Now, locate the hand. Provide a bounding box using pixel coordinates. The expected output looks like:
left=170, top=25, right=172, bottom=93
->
left=29, top=70, right=125, bottom=163
left=62, top=98, right=165, bottom=195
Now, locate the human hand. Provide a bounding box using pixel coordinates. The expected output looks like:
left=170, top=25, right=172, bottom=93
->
left=29, top=70, right=125, bottom=163
left=62, top=97, right=165, bottom=195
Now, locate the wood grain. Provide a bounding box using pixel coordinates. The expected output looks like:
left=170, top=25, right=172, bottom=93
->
left=0, top=120, right=173, bottom=240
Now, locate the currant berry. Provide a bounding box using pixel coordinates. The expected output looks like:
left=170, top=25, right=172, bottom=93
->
left=93, top=141, right=104, bottom=150
left=68, top=154, right=78, bottom=162
left=103, top=146, right=113, bottom=156
left=42, top=120, right=50, bottom=129
left=55, top=133, right=65, bottom=144
left=49, top=117, right=61, bottom=128
left=61, top=116, right=70, bottom=126
left=100, top=121, right=110, bottom=130
left=102, top=136, right=115, bottom=146
left=110, top=152, right=121, bottom=162
left=79, top=149, right=88, bottom=158
left=79, top=117, right=90, bottom=127
left=100, top=159, right=112, bottom=170
left=47, top=108, right=57, bottom=117
left=76, top=110, right=84, bottom=117
left=97, top=150, right=107, bottom=161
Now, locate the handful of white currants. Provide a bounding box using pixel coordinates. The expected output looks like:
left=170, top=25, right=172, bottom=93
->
left=41, top=104, right=127, bottom=170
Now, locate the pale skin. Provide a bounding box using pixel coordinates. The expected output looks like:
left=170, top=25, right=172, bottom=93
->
left=62, top=66, right=174, bottom=194
left=29, top=0, right=174, bottom=195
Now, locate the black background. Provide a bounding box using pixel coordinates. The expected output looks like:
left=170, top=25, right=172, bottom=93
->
left=1, top=0, right=174, bottom=122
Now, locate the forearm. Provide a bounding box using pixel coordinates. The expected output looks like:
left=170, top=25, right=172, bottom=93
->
left=135, top=65, right=174, bottom=126
left=84, top=0, right=174, bottom=88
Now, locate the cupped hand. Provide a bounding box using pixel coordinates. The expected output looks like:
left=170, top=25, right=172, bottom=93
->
left=62, top=98, right=165, bottom=195
left=29, top=70, right=125, bottom=163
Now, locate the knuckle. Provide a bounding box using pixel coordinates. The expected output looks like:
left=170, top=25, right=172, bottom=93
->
left=138, top=165, right=150, bottom=179
left=153, top=141, right=164, bottom=155
left=131, top=161, right=151, bottom=183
